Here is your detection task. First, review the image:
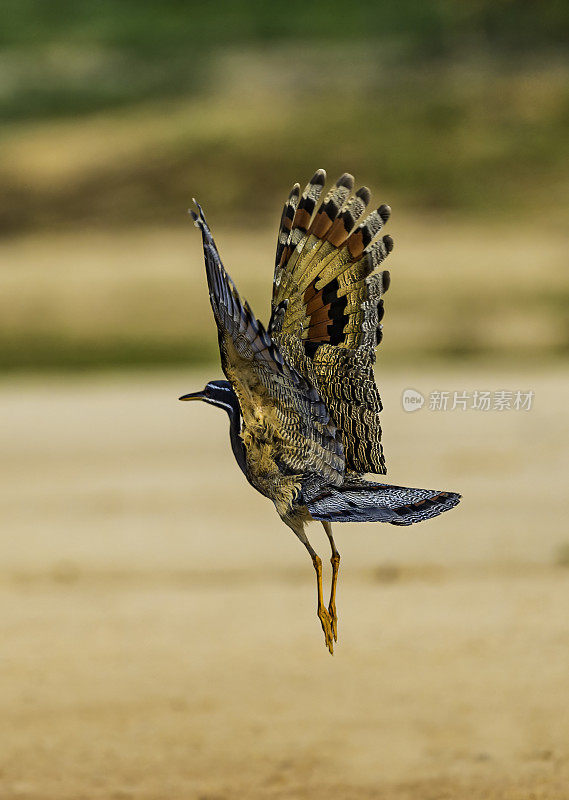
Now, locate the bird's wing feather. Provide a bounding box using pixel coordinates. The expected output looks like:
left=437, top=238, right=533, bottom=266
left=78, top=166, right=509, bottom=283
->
left=191, top=202, right=344, bottom=493
left=269, top=170, right=393, bottom=475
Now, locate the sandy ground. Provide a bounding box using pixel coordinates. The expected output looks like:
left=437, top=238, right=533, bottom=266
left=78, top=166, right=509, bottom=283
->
left=1, top=366, right=568, bottom=799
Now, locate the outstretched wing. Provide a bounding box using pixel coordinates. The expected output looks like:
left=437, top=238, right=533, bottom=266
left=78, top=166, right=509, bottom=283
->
left=269, top=170, right=393, bottom=476
left=191, top=202, right=344, bottom=491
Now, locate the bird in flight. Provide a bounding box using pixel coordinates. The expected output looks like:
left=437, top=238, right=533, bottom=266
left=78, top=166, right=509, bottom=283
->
left=180, top=170, right=460, bottom=653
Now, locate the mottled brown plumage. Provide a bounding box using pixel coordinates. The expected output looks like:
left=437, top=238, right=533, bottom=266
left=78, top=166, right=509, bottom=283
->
left=181, top=172, right=461, bottom=654
left=270, top=171, right=393, bottom=476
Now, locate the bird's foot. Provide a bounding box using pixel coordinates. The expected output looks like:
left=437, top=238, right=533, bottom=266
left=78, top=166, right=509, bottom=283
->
left=328, top=553, right=340, bottom=642
left=317, top=605, right=335, bottom=655
left=328, top=599, right=338, bottom=643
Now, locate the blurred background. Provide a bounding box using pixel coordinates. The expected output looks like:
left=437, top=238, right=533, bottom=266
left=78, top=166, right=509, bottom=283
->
left=1, top=2, right=568, bottom=799
left=2, top=0, right=568, bottom=369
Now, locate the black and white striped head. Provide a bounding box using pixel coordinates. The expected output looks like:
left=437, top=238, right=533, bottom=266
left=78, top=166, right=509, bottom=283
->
left=179, top=379, right=240, bottom=418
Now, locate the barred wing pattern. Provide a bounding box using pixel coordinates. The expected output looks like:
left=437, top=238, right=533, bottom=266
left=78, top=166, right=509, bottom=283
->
left=270, top=170, right=393, bottom=475
left=191, top=203, right=344, bottom=501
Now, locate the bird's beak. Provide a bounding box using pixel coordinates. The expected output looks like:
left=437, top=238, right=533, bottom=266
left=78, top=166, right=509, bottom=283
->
left=178, top=390, right=205, bottom=402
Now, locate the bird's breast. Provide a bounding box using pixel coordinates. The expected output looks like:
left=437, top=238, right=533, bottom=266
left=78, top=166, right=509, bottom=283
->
left=240, top=425, right=302, bottom=518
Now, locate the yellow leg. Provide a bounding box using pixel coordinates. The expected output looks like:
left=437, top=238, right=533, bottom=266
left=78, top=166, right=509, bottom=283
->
left=323, top=521, right=340, bottom=642
left=290, top=520, right=334, bottom=655
left=312, top=553, right=334, bottom=654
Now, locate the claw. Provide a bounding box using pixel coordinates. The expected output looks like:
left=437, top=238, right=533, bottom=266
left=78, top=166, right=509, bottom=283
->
left=328, top=600, right=338, bottom=642
left=318, top=605, right=334, bottom=654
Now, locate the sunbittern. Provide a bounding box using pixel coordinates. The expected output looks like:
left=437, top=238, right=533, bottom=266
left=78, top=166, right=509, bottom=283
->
left=180, top=170, right=460, bottom=653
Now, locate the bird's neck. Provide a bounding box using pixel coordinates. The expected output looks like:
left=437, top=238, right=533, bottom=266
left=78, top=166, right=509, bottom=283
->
left=227, top=405, right=247, bottom=476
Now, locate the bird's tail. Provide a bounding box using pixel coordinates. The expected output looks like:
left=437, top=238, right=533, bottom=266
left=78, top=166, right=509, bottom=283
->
left=306, top=480, right=461, bottom=526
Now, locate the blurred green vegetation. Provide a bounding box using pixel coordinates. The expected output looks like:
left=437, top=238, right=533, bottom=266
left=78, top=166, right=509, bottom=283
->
left=1, top=1, right=568, bottom=369
left=2, top=0, right=569, bottom=230
left=2, top=0, right=568, bottom=121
